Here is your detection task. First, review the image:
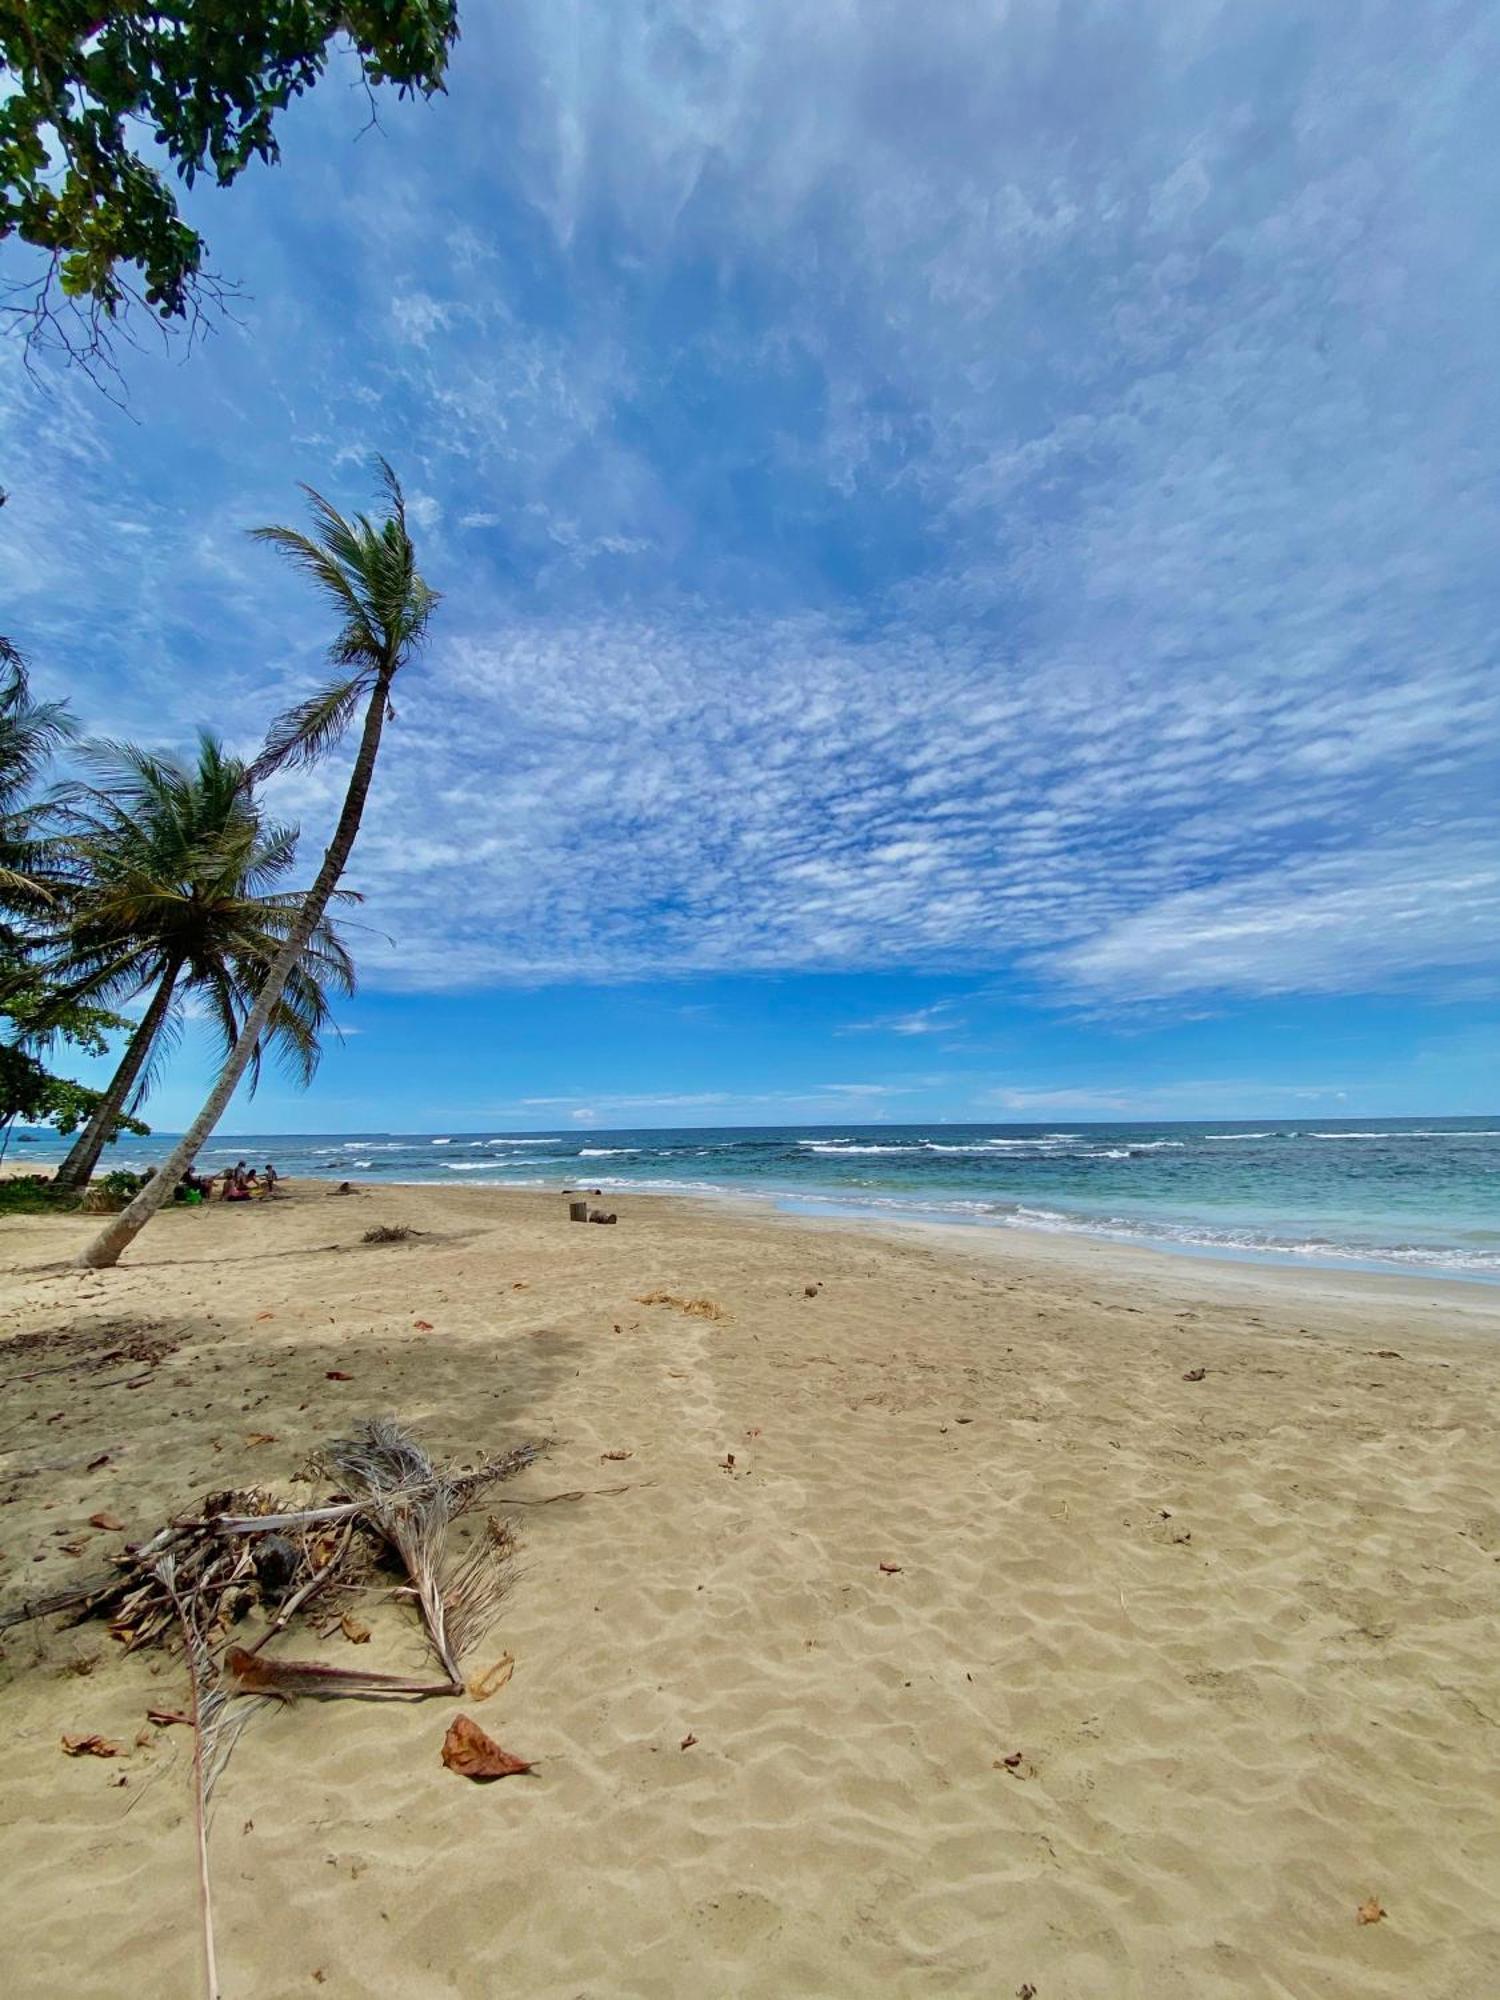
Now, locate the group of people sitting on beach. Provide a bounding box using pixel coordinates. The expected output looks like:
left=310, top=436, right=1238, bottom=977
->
left=144, top=1160, right=281, bottom=1206
left=216, top=1158, right=281, bottom=1202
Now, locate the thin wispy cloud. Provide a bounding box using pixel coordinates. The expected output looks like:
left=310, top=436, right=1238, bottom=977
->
left=2, top=0, right=1496, bottom=1031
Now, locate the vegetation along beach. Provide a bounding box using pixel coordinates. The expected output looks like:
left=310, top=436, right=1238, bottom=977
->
left=3, top=2, right=1499, bottom=1996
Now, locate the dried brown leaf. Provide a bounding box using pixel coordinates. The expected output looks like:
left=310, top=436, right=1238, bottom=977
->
left=61, top=1733, right=121, bottom=1758
left=467, top=1652, right=515, bottom=1702
left=680, top=1732, right=698, bottom=1750
left=1356, top=1898, right=1386, bottom=1926
left=600, top=1449, right=632, bottom=1462
left=441, top=1712, right=534, bottom=1780
left=339, top=1613, right=372, bottom=1645
left=878, top=1562, right=903, bottom=1574
left=414, top=1320, right=434, bottom=1332
left=88, top=1511, right=124, bottom=1532
left=325, top=1371, right=353, bottom=1382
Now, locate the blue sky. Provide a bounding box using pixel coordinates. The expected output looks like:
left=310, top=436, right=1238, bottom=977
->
left=2, top=1, right=1498, bottom=1131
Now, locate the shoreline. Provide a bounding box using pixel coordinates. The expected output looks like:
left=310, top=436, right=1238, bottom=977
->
left=330, top=1173, right=1500, bottom=1294
left=7, top=1112, right=1498, bottom=1289
left=3, top=1179, right=1499, bottom=1995
left=13, top=1161, right=1500, bottom=1295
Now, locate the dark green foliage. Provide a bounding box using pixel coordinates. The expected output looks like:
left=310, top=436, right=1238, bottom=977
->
left=0, top=642, right=141, bottom=1146
left=1, top=2, right=459, bottom=352
left=0, top=1038, right=149, bottom=1136
left=0, top=1172, right=79, bottom=1213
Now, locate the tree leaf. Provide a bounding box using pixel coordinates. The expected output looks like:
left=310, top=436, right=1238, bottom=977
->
left=1356, top=1898, right=1386, bottom=1925
left=88, top=1511, right=124, bottom=1531
left=440, top=1713, right=534, bottom=1780
left=466, top=1653, right=515, bottom=1702
left=61, top=1733, right=121, bottom=1757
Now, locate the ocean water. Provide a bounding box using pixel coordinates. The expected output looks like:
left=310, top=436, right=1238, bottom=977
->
left=9, top=1116, right=1499, bottom=1283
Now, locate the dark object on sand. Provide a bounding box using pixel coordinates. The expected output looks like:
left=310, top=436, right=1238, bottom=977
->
left=253, top=1536, right=299, bottom=1599
left=331, top=1181, right=354, bottom=1195
left=588, top=1209, right=617, bottom=1225
left=362, top=1224, right=417, bottom=1244
left=568, top=1200, right=589, bottom=1222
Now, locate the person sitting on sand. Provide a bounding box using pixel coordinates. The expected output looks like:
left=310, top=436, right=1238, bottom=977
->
left=222, top=1161, right=252, bottom=1203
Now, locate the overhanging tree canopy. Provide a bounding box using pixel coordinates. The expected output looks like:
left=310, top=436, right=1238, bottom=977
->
left=1, top=2, right=459, bottom=358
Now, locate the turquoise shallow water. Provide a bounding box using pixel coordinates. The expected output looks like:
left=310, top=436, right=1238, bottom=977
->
left=11, top=1115, right=1499, bottom=1282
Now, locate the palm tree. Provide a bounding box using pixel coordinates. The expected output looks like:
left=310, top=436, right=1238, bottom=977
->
left=0, top=645, right=75, bottom=907
left=77, top=458, right=437, bottom=1266
left=48, top=732, right=357, bottom=1190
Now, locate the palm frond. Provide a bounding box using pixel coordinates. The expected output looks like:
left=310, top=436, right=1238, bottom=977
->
left=253, top=675, right=369, bottom=779
left=248, top=459, right=440, bottom=777
left=326, top=1419, right=505, bottom=1691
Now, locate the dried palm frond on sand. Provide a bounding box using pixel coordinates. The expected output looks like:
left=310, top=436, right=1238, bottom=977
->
left=326, top=1417, right=511, bottom=1689
left=155, top=1555, right=270, bottom=2000
left=4, top=1419, right=548, bottom=2000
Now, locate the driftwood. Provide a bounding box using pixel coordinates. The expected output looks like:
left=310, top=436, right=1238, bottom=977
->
left=0, top=1434, right=545, bottom=1648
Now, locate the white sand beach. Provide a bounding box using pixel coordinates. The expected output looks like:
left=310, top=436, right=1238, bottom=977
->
left=2, top=1183, right=1498, bottom=1998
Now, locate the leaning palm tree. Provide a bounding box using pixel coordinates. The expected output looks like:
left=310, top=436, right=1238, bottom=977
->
left=77, top=458, right=437, bottom=1267
left=47, top=733, right=357, bottom=1191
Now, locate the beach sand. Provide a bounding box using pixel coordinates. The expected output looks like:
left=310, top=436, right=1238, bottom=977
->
left=2, top=1182, right=1497, bottom=1998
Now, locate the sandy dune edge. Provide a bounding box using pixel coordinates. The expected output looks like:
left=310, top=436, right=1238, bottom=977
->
left=2, top=1184, right=1497, bottom=1998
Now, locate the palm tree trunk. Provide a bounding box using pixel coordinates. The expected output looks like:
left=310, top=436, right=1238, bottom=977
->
left=53, top=960, right=180, bottom=1190
left=76, top=676, right=393, bottom=1269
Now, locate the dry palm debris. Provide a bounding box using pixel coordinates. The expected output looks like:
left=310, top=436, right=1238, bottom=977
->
left=633, top=1292, right=728, bottom=1321
left=60, top=1732, right=121, bottom=1757
left=1, top=1319, right=180, bottom=1387
left=5, top=1419, right=548, bottom=2000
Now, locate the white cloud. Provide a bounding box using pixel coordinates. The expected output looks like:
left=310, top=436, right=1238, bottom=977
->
left=1049, top=834, right=1500, bottom=1000
left=840, top=1001, right=964, bottom=1037
left=3, top=2, right=1497, bottom=1017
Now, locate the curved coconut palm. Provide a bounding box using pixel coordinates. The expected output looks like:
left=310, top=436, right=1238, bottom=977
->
left=48, top=731, right=356, bottom=1190
left=78, top=458, right=437, bottom=1266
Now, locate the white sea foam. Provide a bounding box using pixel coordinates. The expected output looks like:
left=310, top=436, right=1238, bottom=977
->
left=770, top=1188, right=1500, bottom=1277
left=800, top=1143, right=920, bottom=1155
left=1308, top=1129, right=1500, bottom=1139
